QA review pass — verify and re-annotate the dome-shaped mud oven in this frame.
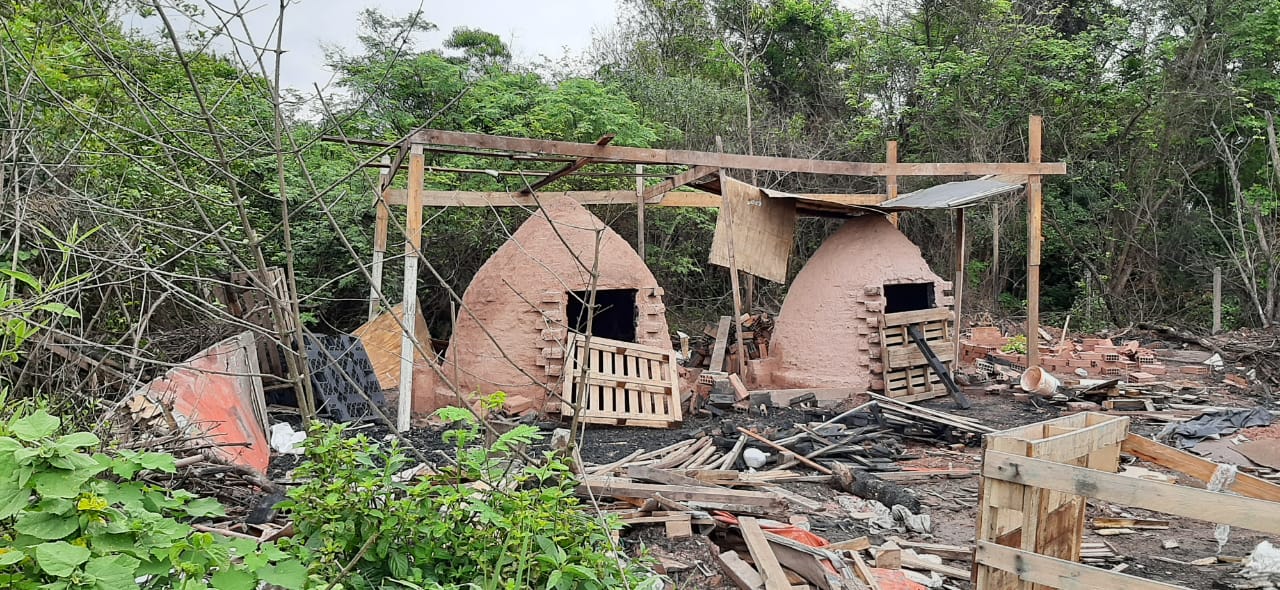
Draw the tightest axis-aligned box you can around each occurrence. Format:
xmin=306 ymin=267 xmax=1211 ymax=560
xmin=438 ymin=196 xmax=676 ymax=417
xmin=758 ymin=215 xmax=955 ymax=401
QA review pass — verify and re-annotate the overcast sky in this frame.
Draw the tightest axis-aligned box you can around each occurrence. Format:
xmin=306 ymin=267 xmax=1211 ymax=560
xmin=131 ymin=1 xmax=863 ymax=93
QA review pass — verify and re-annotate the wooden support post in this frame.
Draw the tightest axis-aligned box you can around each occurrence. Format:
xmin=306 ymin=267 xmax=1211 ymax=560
xmin=886 ymin=140 xmax=899 ymax=227
xmin=953 ymin=207 xmax=966 ymax=371
xmin=1213 ymin=266 xmax=1222 ymax=334
xmin=1026 ymin=116 xmax=1043 ymax=369
xmin=716 ymin=137 xmax=747 ymax=377
xmin=991 ymin=202 xmax=1000 ymax=303
xmin=369 ymin=155 xmax=391 ymax=321
xmin=397 ymin=143 xmax=425 ymax=431
xmin=635 ymin=164 xmax=645 ymax=259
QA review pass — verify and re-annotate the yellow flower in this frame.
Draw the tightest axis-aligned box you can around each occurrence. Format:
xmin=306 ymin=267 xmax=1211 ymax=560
xmin=76 ymin=494 xmax=108 ymax=512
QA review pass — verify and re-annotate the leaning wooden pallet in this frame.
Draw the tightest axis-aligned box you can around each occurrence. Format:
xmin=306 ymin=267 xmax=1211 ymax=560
xmin=561 ymin=334 xmax=683 ymax=427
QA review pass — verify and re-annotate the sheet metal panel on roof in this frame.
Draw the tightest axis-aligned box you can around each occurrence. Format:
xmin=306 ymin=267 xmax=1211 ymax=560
xmin=877 ymin=179 xmax=1023 ymax=210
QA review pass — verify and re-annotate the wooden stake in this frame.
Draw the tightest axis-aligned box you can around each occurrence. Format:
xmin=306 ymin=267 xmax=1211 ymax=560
xmin=991 ymin=202 xmax=1001 ymax=303
xmin=635 ymin=164 xmax=645 ymax=259
xmin=715 ymin=136 xmax=747 ymax=377
xmin=1026 ymin=115 xmax=1043 ymax=369
xmin=953 ymin=207 xmax=966 ymax=372
xmin=369 ymin=155 xmax=391 ymax=321
xmin=886 ymin=140 xmax=899 ymax=228
xmin=1213 ymin=266 xmax=1222 ymax=334
xmin=397 ymin=143 xmax=425 ymax=431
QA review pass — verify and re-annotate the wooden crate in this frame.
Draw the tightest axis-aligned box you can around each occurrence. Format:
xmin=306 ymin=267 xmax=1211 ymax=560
xmin=561 ymin=334 xmax=682 ymax=428
xmin=880 ymin=307 xmax=953 ymax=403
xmin=974 ymin=412 xmax=1280 ymax=590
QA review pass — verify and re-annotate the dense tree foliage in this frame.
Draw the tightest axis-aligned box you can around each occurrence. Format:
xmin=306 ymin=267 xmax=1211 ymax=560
xmin=3 ymin=0 xmax=1279 ymax=393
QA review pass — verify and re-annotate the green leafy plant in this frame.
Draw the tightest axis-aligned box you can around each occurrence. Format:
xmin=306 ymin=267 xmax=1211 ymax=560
xmin=280 ymin=395 xmax=652 ymax=589
xmin=1001 ymin=334 xmax=1028 ymax=355
xmin=0 ymin=410 xmax=305 ymax=590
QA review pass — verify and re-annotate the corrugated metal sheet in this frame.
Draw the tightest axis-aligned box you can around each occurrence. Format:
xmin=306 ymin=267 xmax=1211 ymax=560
xmin=877 ymin=179 xmax=1022 ymax=210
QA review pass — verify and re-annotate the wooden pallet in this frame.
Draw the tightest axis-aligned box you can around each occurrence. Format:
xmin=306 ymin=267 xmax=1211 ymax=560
xmin=211 ymin=267 xmax=295 ymax=379
xmin=561 ymin=334 xmax=682 ymax=428
xmin=880 ymin=307 xmax=953 ymax=401
xmin=974 ymin=412 xmax=1280 ymax=590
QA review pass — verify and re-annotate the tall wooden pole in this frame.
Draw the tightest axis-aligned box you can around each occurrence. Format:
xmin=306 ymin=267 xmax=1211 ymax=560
xmin=715 ymin=137 xmax=747 ymax=377
xmin=369 ymin=155 xmax=391 ymax=321
xmin=635 ymin=164 xmax=645 ymax=259
xmin=1026 ymin=115 xmax=1043 ymax=368
xmin=953 ymin=208 xmax=967 ymax=371
xmin=397 ymin=143 xmax=425 ymax=431
xmin=886 ymin=140 xmax=899 ymax=227
xmin=1213 ymin=266 xmax=1223 ymax=334
xmin=991 ymin=202 xmax=1000 ymax=304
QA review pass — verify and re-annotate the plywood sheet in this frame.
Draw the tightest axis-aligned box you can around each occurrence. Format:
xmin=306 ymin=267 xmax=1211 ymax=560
xmin=128 ymin=332 xmax=270 ymax=472
xmin=709 ymin=176 xmax=795 ymax=283
xmin=353 ymin=301 xmax=433 ymax=390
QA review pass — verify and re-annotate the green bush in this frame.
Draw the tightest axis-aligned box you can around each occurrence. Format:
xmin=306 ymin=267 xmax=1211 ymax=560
xmin=279 ymin=399 xmax=653 ymax=590
xmin=0 ymin=410 xmax=306 ymax=590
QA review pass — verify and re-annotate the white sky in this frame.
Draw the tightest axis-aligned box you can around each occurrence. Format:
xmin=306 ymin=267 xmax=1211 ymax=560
xmin=129 ymin=0 xmax=864 ymax=93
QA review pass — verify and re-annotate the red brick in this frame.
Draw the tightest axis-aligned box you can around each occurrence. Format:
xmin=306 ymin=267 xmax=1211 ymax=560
xmin=1128 ymin=371 xmax=1157 ymax=383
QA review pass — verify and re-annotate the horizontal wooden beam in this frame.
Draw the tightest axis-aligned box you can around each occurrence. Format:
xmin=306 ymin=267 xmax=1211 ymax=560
xmin=410 ymin=131 xmax=1068 ymax=177
xmin=1122 ymin=434 xmax=1280 ymax=502
xmin=983 ymin=450 xmax=1280 ymax=535
xmin=384 ymin=189 xmax=887 ymax=208
xmin=976 ymin=542 xmax=1184 ymax=590
xmin=642 ymin=165 xmax=719 ymax=200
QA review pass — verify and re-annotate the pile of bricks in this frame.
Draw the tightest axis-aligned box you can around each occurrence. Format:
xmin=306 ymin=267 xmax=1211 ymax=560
xmin=963 ymin=329 xmax=1209 ymax=383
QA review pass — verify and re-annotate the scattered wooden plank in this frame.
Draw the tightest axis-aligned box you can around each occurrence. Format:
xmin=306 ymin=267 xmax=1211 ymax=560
xmin=1094 ymin=517 xmax=1171 ymax=530
xmin=709 ymin=316 xmax=732 ymax=372
xmin=976 ymin=542 xmax=1185 ymax=590
xmin=900 ymin=553 xmax=970 ymax=579
xmin=873 ymin=542 xmax=901 ymax=569
xmin=1121 ymin=434 xmax=1280 ymax=503
xmin=578 ymin=477 xmax=785 ymax=510
xmin=627 ymin=464 xmax=727 ymax=489
xmin=717 ymin=550 xmax=765 ymax=590
xmin=739 ymin=516 xmax=792 ymax=590
xmin=846 ymin=550 xmax=881 ymax=590
xmin=887 ymin=538 xmax=971 ymax=561
xmin=827 ymin=537 xmax=872 ymax=553
xmin=738 ymin=427 xmax=833 ymax=475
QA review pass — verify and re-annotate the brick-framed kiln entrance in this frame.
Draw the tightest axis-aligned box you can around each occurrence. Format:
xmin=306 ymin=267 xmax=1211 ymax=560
xmin=566 ymin=289 xmax=639 ymax=343
xmin=884 ymin=282 xmax=936 ymax=313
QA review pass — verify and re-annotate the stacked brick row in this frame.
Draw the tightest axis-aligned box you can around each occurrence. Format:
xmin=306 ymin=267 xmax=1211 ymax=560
xmin=963 ymin=331 xmax=1210 ymax=382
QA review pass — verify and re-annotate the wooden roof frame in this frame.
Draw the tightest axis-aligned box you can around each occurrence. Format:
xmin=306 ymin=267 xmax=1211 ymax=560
xmin=345 ymin=116 xmax=1062 ymax=431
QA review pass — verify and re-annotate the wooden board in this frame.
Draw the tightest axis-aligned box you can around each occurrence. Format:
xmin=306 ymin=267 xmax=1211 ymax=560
xmin=709 ymin=316 xmax=732 ymax=373
xmin=976 ymin=542 xmax=1185 ymax=590
xmin=709 ymin=176 xmax=796 ymax=284
xmin=562 ymin=334 xmax=682 ymax=427
xmin=739 ymin=517 xmax=791 ymax=590
xmin=352 ymin=301 xmax=433 ymax=391
xmin=411 ymin=129 xmax=1070 ymax=177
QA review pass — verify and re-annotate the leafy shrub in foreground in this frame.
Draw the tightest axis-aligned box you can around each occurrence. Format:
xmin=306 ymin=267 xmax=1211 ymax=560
xmin=0 ymin=410 xmax=306 ymax=590
xmin=280 ymin=399 xmax=652 ymax=590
